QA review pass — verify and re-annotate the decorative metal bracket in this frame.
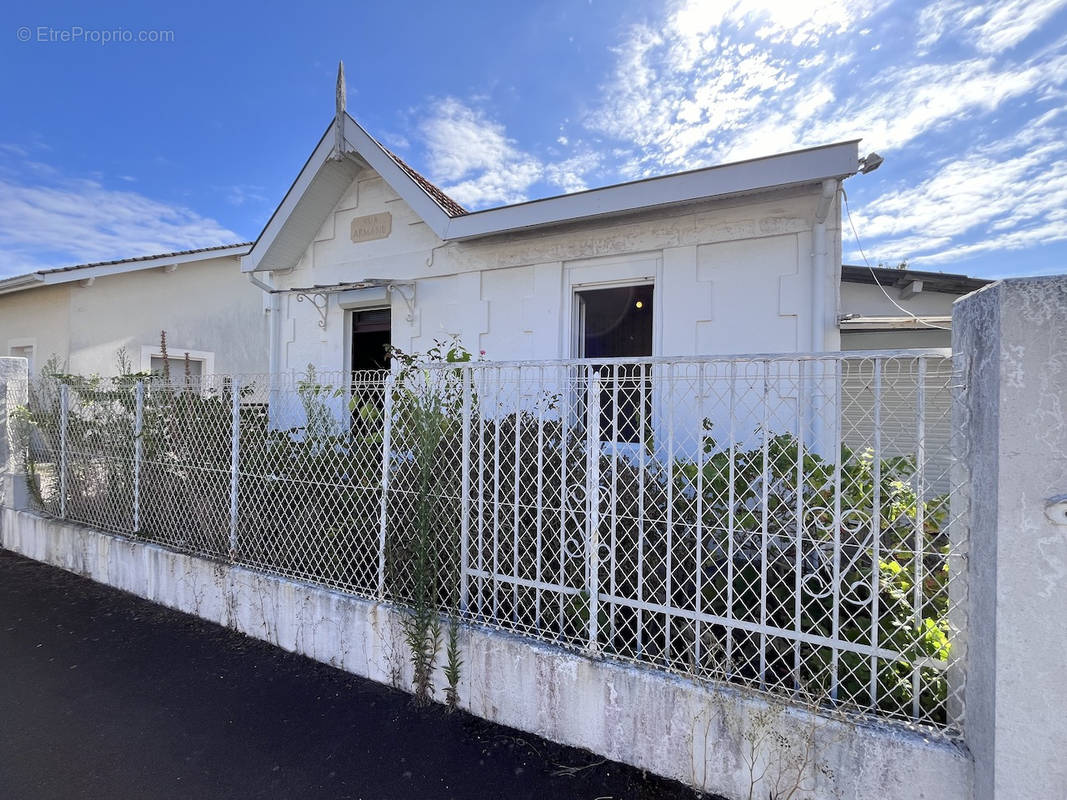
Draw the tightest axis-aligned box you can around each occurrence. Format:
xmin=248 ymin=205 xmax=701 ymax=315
xmin=386 ymin=283 xmax=416 ymax=323
xmin=295 ymin=290 xmax=329 ymax=329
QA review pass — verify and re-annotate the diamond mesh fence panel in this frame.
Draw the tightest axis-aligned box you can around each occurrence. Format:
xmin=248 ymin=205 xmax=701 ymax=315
xmin=9 ymin=350 xmax=966 ymax=733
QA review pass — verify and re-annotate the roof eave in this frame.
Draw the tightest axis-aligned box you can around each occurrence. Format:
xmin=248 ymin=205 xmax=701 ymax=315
xmin=0 ymin=273 xmax=45 ymax=296
xmin=1 ymin=246 xmax=250 ymax=295
xmin=242 ymin=115 xmax=459 ymax=274
xmin=841 ymin=264 xmax=991 ymax=294
xmin=442 ymin=140 xmax=861 ymax=241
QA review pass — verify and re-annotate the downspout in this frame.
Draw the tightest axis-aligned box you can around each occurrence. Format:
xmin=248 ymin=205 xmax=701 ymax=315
xmin=811 ymin=178 xmax=839 ymax=353
xmin=248 ymin=272 xmax=282 ymax=429
xmin=247 ymin=272 xmax=280 ymax=378
xmin=811 ymin=178 xmax=839 ymax=456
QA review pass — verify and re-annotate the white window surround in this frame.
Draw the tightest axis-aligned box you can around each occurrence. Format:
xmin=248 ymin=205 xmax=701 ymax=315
xmin=563 ymin=253 xmax=662 ymax=359
xmin=139 ymin=345 xmax=215 ymax=377
xmin=7 ymin=338 xmax=36 ymax=373
xmin=7 ymin=337 xmax=36 ymax=353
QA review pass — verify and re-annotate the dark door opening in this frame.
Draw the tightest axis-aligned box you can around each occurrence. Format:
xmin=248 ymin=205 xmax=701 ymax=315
xmin=351 ymin=308 xmax=391 ymax=372
xmin=576 ymin=284 xmax=653 ymax=443
xmin=351 ymin=308 xmax=391 ymax=436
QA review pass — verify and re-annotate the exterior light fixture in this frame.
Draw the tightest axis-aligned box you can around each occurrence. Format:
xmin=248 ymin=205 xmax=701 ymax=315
xmin=859 ymin=152 xmax=884 ymax=174
xmin=635 ymin=300 xmax=644 ymax=309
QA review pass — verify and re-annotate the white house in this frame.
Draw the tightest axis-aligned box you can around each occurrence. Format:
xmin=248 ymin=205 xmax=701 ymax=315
xmin=241 ymin=91 xmax=883 ymax=383
xmin=0 ymin=244 xmax=267 ymax=377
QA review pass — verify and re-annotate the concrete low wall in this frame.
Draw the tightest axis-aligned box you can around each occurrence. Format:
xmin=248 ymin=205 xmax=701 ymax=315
xmin=2 ymin=508 xmax=971 ymax=800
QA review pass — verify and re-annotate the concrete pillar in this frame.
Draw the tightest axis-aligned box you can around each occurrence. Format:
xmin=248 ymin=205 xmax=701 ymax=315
xmin=0 ymin=357 xmax=31 ymax=512
xmin=953 ymin=276 xmax=1067 ymax=800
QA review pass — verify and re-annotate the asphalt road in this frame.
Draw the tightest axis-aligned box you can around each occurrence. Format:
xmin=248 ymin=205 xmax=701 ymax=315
xmin=0 ymin=549 xmax=703 ymax=800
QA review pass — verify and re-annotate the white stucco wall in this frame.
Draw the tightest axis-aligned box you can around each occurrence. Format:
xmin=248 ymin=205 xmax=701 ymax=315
xmin=840 ymin=280 xmax=959 ymax=320
xmin=272 ymin=168 xmax=844 ymax=376
xmin=839 ymin=282 xmax=959 ymax=350
xmin=0 ymin=255 xmax=268 ymax=376
xmin=0 ymin=283 xmax=72 ymax=374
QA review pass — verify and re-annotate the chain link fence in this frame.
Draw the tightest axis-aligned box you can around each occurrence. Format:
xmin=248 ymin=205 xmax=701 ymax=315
xmin=9 ymin=349 xmax=966 ymax=732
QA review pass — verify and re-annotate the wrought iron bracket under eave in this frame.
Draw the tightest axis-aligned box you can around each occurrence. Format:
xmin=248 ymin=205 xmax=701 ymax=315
xmin=295 ymin=289 xmax=330 ymax=329
xmin=287 ymin=279 xmax=416 ymax=330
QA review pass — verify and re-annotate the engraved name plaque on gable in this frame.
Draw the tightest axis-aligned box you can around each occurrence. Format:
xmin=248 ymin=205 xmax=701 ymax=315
xmin=350 ymin=212 xmax=392 ymax=243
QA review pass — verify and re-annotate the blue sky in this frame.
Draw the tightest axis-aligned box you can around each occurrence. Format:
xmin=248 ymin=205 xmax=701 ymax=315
xmin=1 ymin=0 xmax=1065 ymax=279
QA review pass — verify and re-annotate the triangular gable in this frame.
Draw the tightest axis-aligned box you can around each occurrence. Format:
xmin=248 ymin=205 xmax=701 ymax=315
xmin=241 ymin=113 xmax=465 ymax=273
xmin=244 ymin=110 xmax=861 ymax=273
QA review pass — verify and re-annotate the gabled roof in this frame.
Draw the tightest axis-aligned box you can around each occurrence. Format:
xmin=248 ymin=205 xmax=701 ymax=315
xmin=241 ymin=114 xmax=471 ymax=272
xmin=0 ymin=243 xmax=251 ymax=296
xmin=381 ymin=146 xmax=467 ymax=218
xmin=242 ymin=111 xmax=861 ymax=273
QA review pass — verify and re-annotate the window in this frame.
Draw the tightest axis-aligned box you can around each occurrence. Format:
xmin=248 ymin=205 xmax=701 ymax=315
xmin=150 ymin=355 xmax=204 ymax=381
xmin=139 ymin=345 xmax=214 ymax=383
xmin=576 ymin=284 xmax=653 ymax=443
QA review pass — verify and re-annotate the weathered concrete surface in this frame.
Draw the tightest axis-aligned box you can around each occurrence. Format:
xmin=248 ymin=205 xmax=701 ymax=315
xmin=0 ymin=357 xmax=29 ymax=513
xmin=2 ymin=508 xmax=970 ymax=800
xmin=954 ymin=276 xmax=1067 ymax=800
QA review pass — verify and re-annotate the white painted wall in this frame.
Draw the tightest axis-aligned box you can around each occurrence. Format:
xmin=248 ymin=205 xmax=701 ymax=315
xmin=0 ymin=283 xmax=71 ymax=374
xmin=840 ymin=279 xmax=959 ymax=320
xmin=0 ymin=255 xmax=268 ymax=376
xmin=271 ymin=167 xmax=844 ymax=377
xmin=839 ymin=281 xmax=960 ymax=350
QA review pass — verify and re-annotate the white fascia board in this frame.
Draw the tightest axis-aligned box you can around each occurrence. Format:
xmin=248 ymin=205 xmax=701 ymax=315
xmin=340 ymin=114 xmax=453 ymax=239
xmin=0 ymin=274 xmax=45 ymax=296
xmin=241 ymin=125 xmax=337 ymax=273
xmin=39 ymin=247 xmax=250 ymax=285
xmin=839 ymin=315 xmax=953 ymax=331
xmin=0 ymin=247 xmax=250 ymax=295
xmin=443 ymin=140 xmax=861 ymax=241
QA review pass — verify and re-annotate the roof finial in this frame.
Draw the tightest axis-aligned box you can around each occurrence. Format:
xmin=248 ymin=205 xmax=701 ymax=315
xmin=333 ymin=60 xmax=347 ymax=159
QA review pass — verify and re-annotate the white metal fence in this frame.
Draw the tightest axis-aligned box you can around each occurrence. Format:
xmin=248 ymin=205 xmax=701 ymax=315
xmin=10 ymin=349 xmax=965 ymax=731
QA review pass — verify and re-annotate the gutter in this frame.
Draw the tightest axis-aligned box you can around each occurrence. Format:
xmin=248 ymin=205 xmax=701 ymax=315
xmin=839 ymin=315 xmax=952 ymax=331
xmin=0 ymin=273 xmax=45 ymax=296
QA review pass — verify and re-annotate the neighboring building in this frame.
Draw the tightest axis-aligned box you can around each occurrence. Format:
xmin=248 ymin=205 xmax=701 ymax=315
xmin=837 ymin=265 xmax=989 ymax=480
xmin=839 ymin=264 xmax=990 ymax=350
xmin=242 ymin=108 xmax=871 ymax=380
xmin=0 ymin=245 xmax=267 ymax=376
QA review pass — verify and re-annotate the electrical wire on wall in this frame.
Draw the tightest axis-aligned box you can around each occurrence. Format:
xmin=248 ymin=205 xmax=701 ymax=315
xmin=842 ymin=189 xmax=950 ymax=331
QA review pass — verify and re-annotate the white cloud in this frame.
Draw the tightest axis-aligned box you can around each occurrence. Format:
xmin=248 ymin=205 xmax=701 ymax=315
xmin=848 ymin=114 xmax=1067 ymax=264
xmin=419 ymin=97 xmax=543 ymax=207
xmin=0 ymin=168 xmax=242 ymax=277
xmin=544 ymin=151 xmax=602 ymax=195
xmin=590 ymin=0 xmax=1067 ymax=175
xmin=918 ymin=0 xmax=1067 ymax=54
xmin=418 ymin=97 xmax=598 ymax=208
xmin=812 ymin=57 xmax=1053 ymax=152
xmin=581 ymin=0 xmax=1067 ymax=269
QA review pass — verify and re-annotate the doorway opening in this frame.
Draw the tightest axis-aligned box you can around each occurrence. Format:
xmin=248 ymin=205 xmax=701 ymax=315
xmin=576 ymin=284 xmax=653 ymax=443
xmin=350 ymin=308 xmax=391 ymax=372
xmin=350 ymin=308 xmax=391 ymax=436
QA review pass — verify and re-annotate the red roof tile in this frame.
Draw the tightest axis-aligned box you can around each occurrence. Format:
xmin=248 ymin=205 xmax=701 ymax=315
xmin=380 ymin=147 xmax=467 ymax=218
